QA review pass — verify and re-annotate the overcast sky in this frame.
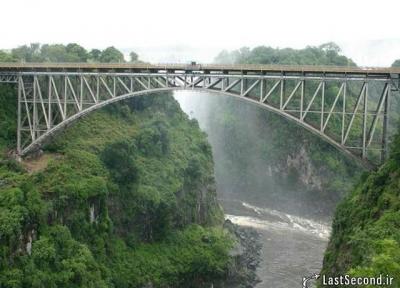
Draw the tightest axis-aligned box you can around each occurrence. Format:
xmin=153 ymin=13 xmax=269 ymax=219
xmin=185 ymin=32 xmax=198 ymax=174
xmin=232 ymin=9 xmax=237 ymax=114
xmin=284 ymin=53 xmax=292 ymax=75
xmin=1 ymin=0 xmax=400 ymax=66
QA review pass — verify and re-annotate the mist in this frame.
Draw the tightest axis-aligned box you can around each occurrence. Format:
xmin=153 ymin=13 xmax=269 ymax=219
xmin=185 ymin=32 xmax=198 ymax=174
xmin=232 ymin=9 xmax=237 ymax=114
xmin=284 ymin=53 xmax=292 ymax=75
xmin=174 ymin=91 xmax=344 ymax=222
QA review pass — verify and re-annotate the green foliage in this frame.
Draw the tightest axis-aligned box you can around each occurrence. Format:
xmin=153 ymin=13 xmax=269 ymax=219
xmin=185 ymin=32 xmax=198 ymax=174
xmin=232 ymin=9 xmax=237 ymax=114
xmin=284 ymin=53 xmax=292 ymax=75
xmin=129 ymin=51 xmax=139 ymax=62
xmin=0 ymin=79 xmax=227 ymax=287
xmin=88 ymin=49 xmax=102 ymax=62
xmin=0 ymin=51 xmax=16 ymax=62
xmin=23 ymin=225 xmax=108 ymax=288
xmin=65 ymin=43 xmax=88 ymax=62
xmin=99 ymin=46 xmax=125 ymax=63
xmin=392 ymin=59 xmax=400 ymax=67
xmin=349 ymin=239 xmax=400 ymax=287
xmin=109 ymin=225 xmax=233 ymax=287
xmin=320 ymin=126 xmax=400 ymax=287
xmin=0 ymin=43 xmax=138 ymax=64
xmin=101 ymin=141 xmax=140 ymax=185
xmin=137 ymin=119 xmax=170 ymax=157
xmin=39 ymin=43 xmax=88 ymax=62
xmin=11 ymin=43 xmax=42 ymax=62
xmin=214 ymin=42 xmax=356 ymax=66
xmin=0 ymin=84 xmax=17 ymax=147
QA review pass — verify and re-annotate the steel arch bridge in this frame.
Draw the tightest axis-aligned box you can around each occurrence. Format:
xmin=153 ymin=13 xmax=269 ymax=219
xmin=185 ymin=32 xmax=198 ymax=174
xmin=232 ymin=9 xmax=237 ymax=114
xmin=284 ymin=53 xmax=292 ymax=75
xmin=0 ymin=63 xmax=399 ymax=169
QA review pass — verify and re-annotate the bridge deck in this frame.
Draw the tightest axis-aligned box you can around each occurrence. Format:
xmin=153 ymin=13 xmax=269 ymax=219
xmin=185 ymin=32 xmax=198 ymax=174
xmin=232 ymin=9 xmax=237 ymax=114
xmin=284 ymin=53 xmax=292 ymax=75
xmin=0 ymin=63 xmax=399 ymax=76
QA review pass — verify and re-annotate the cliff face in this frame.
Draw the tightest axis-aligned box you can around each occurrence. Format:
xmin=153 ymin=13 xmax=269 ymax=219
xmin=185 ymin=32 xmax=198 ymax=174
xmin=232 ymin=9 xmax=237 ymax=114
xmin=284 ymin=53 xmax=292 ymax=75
xmin=319 ymin=132 xmax=400 ymax=287
xmin=0 ymin=91 xmax=233 ymax=287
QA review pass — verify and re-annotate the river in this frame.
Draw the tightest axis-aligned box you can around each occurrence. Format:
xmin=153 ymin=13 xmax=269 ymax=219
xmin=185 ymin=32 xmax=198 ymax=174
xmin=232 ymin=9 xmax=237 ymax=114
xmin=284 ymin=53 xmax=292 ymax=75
xmin=222 ymin=198 xmax=330 ymax=288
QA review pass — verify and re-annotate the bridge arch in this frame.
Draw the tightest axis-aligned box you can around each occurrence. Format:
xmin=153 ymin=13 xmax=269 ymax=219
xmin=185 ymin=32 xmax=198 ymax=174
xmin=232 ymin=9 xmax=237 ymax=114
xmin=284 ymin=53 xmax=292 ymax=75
xmin=21 ymin=85 xmax=373 ymax=170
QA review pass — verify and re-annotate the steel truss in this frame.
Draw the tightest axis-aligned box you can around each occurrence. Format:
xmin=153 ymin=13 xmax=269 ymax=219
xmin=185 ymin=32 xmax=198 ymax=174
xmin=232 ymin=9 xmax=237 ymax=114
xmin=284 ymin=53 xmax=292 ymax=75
xmin=0 ymin=73 xmax=18 ymax=83
xmin=2 ymin=70 xmax=397 ymax=169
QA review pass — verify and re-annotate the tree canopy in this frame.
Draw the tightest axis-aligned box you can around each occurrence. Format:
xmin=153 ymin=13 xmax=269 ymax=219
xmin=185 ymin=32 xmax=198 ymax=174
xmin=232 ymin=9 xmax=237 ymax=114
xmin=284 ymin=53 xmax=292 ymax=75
xmin=0 ymin=43 xmax=138 ymax=63
xmin=214 ymin=42 xmax=356 ymax=66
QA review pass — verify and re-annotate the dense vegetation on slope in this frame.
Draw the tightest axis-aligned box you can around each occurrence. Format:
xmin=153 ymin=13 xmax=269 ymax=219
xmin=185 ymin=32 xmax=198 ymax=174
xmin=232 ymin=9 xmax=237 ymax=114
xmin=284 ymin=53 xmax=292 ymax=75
xmin=320 ymin=129 xmax=400 ymax=287
xmin=0 ymin=89 xmax=236 ymax=287
xmin=0 ymin=85 xmax=16 ymax=149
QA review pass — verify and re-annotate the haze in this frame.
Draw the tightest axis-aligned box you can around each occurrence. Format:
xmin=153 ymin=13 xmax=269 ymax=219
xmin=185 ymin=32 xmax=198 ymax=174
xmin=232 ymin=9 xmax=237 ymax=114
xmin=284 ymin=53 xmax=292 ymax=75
xmin=1 ymin=0 xmax=400 ymax=66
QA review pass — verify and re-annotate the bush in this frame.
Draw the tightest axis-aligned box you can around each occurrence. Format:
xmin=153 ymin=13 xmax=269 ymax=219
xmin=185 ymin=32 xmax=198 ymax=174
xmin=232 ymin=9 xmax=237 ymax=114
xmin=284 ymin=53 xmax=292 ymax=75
xmin=137 ymin=119 xmax=170 ymax=157
xmin=101 ymin=141 xmax=139 ymax=185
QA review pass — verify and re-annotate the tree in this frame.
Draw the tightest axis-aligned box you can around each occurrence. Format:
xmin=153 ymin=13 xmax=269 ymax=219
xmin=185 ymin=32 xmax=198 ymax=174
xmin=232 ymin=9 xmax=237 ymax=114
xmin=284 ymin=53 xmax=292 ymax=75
xmin=88 ymin=49 xmax=102 ymax=62
xmin=24 ymin=226 xmax=108 ymax=287
xmin=129 ymin=51 xmax=139 ymax=62
xmin=101 ymin=140 xmax=139 ymax=184
xmin=137 ymin=120 xmax=170 ymax=157
xmin=65 ymin=43 xmax=88 ymax=62
xmin=214 ymin=50 xmax=235 ymax=64
xmin=99 ymin=46 xmax=125 ymax=63
xmin=392 ymin=59 xmax=400 ymax=67
xmin=11 ymin=44 xmax=43 ymax=62
xmin=0 ymin=51 xmax=15 ymax=62
xmin=319 ymin=42 xmax=341 ymax=53
xmin=40 ymin=44 xmax=68 ymax=62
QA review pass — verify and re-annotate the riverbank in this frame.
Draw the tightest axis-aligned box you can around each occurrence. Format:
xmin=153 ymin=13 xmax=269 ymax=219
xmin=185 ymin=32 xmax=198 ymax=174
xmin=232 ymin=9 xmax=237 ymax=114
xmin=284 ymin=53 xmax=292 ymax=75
xmin=222 ymin=219 xmax=262 ymax=287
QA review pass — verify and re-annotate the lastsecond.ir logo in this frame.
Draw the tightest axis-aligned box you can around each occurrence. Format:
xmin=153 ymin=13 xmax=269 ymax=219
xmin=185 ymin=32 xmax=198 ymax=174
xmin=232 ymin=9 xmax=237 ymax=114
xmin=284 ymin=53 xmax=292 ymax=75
xmin=303 ymin=273 xmax=320 ymax=288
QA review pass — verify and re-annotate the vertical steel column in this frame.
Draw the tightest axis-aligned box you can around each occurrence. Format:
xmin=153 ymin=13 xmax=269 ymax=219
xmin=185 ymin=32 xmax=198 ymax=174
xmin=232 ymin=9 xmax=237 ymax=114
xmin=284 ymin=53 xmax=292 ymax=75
xmin=96 ymin=75 xmax=100 ymax=102
xmin=17 ymin=76 xmax=22 ymax=154
xmin=243 ymin=74 xmax=248 ymax=96
xmin=260 ymin=78 xmax=265 ymax=102
xmin=80 ymin=76 xmax=83 ymax=109
xmin=280 ymin=74 xmax=284 ymax=109
xmin=48 ymin=76 xmax=52 ymax=128
xmin=32 ymin=76 xmax=37 ymax=141
xmin=341 ymin=81 xmax=347 ymax=144
xmin=64 ymin=76 xmax=68 ymax=118
xmin=300 ymin=77 xmax=304 ymax=120
xmin=320 ymin=80 xmax=325 ymax=131
xmin=240 ymin=75 xmax=244 ymax=96
xmin=113 ymin=77 xmax=117 ymax=97
xmin=382 ymin=85 xmax=391 ymax=162
xmin=362 ymin=82 xmax=369 ymax=158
